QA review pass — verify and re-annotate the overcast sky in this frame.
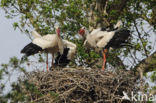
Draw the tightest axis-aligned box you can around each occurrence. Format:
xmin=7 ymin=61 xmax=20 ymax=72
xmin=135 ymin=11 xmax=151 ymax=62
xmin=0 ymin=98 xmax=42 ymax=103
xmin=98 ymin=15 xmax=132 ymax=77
xmin=0 ymin=9 xmax=32 ymax=93
xmin=0 ymin=10 xmax=30 ymax=64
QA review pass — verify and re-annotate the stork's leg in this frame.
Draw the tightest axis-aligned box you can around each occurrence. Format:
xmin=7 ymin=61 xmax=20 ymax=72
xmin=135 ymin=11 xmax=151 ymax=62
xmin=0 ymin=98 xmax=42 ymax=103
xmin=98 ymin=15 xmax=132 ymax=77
xmin=46 ymin=53 xmax=49 ymax=71
xmin=102 ymin=49 xmax=108 ymax=71
xmin=51 ymin=53 xmax=54 ymax=69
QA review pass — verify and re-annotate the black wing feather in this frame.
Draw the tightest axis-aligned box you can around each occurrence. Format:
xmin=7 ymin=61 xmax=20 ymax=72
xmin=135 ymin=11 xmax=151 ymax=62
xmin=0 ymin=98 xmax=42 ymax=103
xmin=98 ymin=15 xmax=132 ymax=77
xmin=105 ymin=28 xmax=130 ymax=49
xmin=21 ymin=43 xmax=43 ymax=56
xmin=54 ymin=48 xmax=70 ymax=67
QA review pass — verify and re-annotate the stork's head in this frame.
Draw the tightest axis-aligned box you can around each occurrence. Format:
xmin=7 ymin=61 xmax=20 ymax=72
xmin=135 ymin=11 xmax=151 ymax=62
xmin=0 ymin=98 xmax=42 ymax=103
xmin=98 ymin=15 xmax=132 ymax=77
xmin=79 ymin=27 xmax=86 ymax=37
xmin=55 ymin=26 xmax=60 ymax=37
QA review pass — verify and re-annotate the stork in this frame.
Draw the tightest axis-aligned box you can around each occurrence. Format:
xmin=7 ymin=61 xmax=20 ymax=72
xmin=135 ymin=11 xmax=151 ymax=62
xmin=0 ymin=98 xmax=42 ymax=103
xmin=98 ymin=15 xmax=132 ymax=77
xmin=31 ymin=30 xmax=77 ymax=68
xmin=79 ymin=21 xmax=130 ymax=71
xmin=21 ymin=26 xmax=64 ymax=71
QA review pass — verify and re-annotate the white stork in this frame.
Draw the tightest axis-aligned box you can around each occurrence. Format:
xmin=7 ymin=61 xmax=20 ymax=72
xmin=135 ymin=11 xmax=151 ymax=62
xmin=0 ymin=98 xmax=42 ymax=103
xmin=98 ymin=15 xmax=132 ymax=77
xmin=21 ymin=26 xmax=64 ymax=71
xmin=78 ymin=21 xmax=130 ymax=70
xmin=31 ymin=30 xmax=77 ymax=68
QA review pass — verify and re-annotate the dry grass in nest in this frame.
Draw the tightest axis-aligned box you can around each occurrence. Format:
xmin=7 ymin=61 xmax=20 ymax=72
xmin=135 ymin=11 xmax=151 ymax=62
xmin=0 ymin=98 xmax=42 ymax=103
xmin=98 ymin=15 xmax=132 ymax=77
xmin=20 ymin=67 xmax=138 ymax=103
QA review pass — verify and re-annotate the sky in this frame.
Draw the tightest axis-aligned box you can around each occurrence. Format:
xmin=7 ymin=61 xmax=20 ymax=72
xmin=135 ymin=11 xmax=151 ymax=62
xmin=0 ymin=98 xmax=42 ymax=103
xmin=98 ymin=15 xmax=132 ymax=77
xmin=0 ymin=9 xmax=32 ymax=93
xmin=0 ymin=10 xmax=30 ymax=64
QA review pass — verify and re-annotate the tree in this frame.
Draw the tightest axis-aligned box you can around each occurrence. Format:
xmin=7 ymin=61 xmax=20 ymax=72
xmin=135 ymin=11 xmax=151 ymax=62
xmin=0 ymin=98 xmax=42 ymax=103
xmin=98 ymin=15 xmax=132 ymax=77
xmin=0 ymin=0 xmax=156 ymax=102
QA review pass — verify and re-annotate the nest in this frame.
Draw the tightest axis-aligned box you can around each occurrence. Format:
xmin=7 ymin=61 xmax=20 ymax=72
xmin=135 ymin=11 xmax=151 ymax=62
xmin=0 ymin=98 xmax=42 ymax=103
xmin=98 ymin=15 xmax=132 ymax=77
xmin=20 ymin=67 xmax=138 ymax=103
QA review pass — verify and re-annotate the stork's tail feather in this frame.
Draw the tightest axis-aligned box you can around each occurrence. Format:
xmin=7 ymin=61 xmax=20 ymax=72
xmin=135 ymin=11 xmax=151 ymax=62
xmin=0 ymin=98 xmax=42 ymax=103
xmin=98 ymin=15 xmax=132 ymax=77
xmin=114 ymin=29 xmax=131 ymax=47
xmin=119 ymin=43 xmax=133 ymax=48
xmin=21 ymin=42 xmax=43 ymax=56
xmin=115 ymin=29 xmax=130 ymax=39
xmin=105 ymin=28 xmax=131 ymax=49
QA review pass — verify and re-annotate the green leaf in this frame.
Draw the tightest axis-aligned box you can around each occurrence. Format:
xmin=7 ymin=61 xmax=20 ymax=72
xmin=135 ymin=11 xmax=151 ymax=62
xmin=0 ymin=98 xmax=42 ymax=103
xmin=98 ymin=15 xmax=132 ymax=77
xmin=13 ymin=22 xmax=18 ymax=30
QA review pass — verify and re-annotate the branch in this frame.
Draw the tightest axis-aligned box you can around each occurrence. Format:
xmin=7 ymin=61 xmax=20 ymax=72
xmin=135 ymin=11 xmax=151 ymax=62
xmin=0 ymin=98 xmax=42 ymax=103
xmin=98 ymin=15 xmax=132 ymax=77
xmin=88 ymin=0 xmax=110 ymax=30
xmin=133 ymin=20 xmax=149 ymax=57
xmin=95 ymin=0 xmax=108 ymax=15
xmin=134 ymin=51 xmax=156 ymax=79
xmin=107 ymin=0 xmax=130 ymax=20
xmin=150 ymin=89 xmax=156 ymax=95
xmin=118 ymin=0 xmax=129 ymax=13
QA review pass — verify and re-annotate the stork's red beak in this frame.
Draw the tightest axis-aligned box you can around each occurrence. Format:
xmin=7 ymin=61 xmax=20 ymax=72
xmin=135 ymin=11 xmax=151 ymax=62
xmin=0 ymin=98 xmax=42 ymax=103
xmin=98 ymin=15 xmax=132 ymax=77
xmin=79 ymin=29 xmax=85 ymax=36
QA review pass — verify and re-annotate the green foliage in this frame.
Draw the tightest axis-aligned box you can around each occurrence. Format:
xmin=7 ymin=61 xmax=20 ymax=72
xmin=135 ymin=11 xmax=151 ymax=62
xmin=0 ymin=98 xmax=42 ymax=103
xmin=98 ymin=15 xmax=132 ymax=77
xmin=151 ymin=72 xmax=156 ymax=82
xmin=0 ymin=56 xmax=44 ymax=103
xmin=0 ymin=57 xmax=24 ymax=102
xmin=23 ymin=80 xmax=42 ymax=96
xmin=7 ymin=83 xmax=26 ymax=102
xmin=38 ymin=54 xmax=44 ymax=62
xmin=13 ymin=22 xmax=18 ymax=30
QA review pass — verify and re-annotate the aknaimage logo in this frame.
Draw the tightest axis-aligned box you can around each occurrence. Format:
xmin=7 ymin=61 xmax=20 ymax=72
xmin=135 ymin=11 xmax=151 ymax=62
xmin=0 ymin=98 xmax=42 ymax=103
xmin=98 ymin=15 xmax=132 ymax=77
xmin=122 ymin=91 xmax=156 ymax=102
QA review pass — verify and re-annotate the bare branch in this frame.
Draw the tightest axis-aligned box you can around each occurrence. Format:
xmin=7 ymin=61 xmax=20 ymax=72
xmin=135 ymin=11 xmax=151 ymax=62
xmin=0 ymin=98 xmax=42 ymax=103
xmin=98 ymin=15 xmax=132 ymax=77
xmin=133 ymin=20 xmax=149 ymax=57
xmin=134 ymin=51 xmax=156 ymax=79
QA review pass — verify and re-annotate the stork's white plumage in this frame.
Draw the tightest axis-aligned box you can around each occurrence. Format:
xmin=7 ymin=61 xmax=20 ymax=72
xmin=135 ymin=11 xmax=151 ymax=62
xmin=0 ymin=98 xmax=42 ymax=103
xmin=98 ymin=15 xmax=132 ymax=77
xmin=79 ymin=21 xmax=122 ymax=49
xmin=31 ymin=30 xmax=42 ymax=38
xmin=32 ymin=35 xmax=58 ymax=49
xmin=21 ymin=26 xmax=64 ymax=71
xmin=30 ymin=30 xmax=77 ymax=67
xmin=79 ymin=21 xmax=130 ymax=70
xmin=32 ymin=32 xmax=77 ymax=60
xmin=31 ymin=28 xmax=64 ymax=54
xmin=63 ymin=40 xmax=77 ymax=59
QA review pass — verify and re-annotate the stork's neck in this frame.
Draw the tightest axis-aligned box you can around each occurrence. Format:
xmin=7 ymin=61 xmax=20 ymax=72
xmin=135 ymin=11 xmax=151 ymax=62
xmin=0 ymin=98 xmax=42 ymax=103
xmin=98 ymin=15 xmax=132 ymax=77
xmin=56 ymin=28 xmax=60 ymax=37
xmin=84 ymin=29 xmax=89 ymax=38
xmin=55 ymin=28 xmax=63 ymax=54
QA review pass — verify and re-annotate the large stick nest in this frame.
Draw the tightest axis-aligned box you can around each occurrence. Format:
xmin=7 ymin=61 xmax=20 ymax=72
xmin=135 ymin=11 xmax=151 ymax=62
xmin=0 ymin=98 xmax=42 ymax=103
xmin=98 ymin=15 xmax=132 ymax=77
xmin=21 ymin=67 xmax=139 ymax=103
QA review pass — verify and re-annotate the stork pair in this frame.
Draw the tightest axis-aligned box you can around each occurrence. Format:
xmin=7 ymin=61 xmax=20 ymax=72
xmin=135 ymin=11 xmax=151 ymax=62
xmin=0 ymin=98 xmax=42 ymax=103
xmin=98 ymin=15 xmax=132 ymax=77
xmin=21 ymin=21 xmax=130 ymax=71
